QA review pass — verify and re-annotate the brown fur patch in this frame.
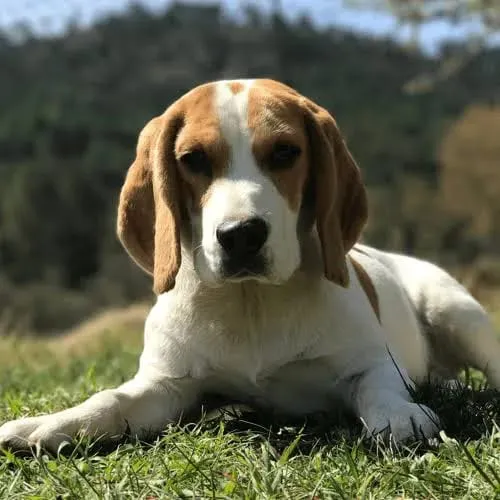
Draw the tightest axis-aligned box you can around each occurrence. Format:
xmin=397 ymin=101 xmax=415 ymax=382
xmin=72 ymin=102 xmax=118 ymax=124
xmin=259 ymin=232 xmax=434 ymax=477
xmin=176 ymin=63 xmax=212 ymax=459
xmin=247 ymin=81 xmax=310 ymax=212
xmin=228 ymin=81 xmax=245 ymax=95
xmin=256 ymin=80 xmax=368 ymax=286
xmin=117 ymin=82 xmax=229 ymax=294
xmin=350 ymin=256 xmax=381 ymax=323
xmin=247 ymin=79 xmax=367 ymax=288
xmin=174 ymin=84 xmax=229 ymax=210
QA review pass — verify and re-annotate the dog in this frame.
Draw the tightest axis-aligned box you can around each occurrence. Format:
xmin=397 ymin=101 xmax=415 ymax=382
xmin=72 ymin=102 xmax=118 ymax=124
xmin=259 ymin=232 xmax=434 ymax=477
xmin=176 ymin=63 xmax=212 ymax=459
xmin=1 ymin=78 xmax=500 ymax=453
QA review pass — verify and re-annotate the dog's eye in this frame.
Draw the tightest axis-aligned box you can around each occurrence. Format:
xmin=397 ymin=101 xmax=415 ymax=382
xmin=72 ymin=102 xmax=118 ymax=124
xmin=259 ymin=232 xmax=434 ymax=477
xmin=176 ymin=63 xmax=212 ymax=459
xmin=180 ymin=149 xmax=212 ymax=177
xmin=268 ymin=143 xmax=301 ymax=170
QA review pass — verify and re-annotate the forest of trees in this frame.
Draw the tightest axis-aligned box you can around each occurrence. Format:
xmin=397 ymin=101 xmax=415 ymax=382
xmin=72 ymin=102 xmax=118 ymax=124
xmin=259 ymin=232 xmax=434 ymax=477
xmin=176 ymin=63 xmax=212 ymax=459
xmin=0 ymin=2 xmax=499 ymax=334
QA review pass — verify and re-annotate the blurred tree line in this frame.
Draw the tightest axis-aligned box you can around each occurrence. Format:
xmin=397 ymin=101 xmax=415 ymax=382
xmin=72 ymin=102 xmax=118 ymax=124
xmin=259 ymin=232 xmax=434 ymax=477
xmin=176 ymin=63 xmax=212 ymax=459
xmin=0 ymin=2 xmax=499 ymax=334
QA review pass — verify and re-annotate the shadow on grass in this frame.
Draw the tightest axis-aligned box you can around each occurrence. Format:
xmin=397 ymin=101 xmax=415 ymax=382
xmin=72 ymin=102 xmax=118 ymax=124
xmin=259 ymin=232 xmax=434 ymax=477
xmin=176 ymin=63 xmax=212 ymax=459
xmin=3 ymin=381 xmax=500 ymax=462
xmin=163 ymin=380 xmax=500 ymax=458
xmin=194 ymin=381 xmax=500 ymax=452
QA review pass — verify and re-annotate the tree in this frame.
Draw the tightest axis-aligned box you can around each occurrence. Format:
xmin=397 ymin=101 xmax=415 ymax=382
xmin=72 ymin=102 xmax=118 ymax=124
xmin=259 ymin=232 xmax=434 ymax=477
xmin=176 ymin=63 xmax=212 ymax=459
xmin=355 ymin=1 xmax=500 ymax=33
xmin=345 ymin=0 xmax=500 ymax=93
xmin=439 ymin=104 xmax=500 ymax=248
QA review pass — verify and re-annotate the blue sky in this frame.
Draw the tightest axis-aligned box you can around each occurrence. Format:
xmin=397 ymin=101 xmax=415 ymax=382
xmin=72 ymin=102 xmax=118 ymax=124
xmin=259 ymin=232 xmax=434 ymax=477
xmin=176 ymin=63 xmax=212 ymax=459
xmin=0 ymin=0 xmax=495 ymax=55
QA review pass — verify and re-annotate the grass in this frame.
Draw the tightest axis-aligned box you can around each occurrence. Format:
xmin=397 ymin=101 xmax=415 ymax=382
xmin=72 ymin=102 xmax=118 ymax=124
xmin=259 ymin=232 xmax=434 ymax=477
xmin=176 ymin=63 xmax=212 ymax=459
xmin=0 ymin=307 xmax=499 ymax=499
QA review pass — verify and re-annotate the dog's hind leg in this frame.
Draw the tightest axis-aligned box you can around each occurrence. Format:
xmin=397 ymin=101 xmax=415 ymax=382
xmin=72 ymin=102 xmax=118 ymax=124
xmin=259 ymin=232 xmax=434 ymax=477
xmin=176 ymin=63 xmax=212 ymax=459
xmin=421 ymin=275 xmax=500 ymax=390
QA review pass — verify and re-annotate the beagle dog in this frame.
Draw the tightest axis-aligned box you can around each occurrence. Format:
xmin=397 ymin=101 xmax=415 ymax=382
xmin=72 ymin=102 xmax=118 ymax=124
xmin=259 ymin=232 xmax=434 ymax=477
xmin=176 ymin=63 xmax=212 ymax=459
xmin=2 ymin=79 xmax=500 ymax=453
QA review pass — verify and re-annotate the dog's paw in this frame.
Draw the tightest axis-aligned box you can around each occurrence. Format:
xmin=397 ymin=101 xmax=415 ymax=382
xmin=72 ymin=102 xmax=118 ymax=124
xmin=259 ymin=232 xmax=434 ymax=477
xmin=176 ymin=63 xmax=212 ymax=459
xmin=361 ymin=402 xmax=441 ymax=444
xmin=0 ymin=415 xmax=78 ymax=455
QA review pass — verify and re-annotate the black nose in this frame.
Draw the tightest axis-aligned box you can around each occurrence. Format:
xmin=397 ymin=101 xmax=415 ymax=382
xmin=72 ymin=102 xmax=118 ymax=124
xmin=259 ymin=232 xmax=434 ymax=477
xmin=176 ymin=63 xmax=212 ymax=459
xmin=216 ymin=217 xmax=269 ymax=257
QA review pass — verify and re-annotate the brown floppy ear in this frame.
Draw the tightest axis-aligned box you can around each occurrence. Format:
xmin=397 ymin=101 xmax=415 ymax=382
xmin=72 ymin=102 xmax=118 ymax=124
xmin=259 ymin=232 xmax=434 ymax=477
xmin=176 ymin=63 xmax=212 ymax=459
xmin=116 ymin=110 xmax=183 ymax=295
xmin=303 ymin=100 xmax=368 ymax=287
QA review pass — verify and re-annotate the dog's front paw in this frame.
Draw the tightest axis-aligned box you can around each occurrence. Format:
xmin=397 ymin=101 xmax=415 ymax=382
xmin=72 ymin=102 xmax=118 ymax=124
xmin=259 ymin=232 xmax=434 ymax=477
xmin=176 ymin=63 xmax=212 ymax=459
xmin=361 ymin=402 xmax=440 ymax=444
xmin=0 ymin=415 xmax=81 ymax=455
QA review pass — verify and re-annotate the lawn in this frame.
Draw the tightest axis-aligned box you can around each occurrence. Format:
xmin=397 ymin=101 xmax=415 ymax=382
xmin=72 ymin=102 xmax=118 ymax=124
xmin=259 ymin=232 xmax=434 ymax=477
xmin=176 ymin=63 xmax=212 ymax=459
xmin=0 ymin=306 xmax=499 ymax=499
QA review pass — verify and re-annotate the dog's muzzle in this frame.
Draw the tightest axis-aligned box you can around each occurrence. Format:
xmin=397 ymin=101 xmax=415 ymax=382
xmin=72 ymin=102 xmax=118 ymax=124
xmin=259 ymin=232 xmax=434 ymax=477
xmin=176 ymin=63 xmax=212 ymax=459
xmin=216 ymin=217 xmax=269 ymax=278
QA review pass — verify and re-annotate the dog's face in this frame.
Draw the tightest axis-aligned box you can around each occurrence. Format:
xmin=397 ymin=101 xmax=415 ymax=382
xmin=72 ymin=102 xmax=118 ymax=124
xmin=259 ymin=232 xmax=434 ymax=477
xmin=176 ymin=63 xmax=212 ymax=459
xmin=117 ymin=79 xmax=368 ymax=294
xmin=185 ymin=81 xmax=312 ymax=286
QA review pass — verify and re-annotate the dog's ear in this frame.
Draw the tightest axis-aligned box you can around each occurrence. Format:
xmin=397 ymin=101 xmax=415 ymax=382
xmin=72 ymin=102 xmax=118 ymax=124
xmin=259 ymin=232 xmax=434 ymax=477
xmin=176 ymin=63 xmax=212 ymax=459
xmin=302 ymin=99 xmax=368 ymax=287
xmin=117 ymin=109 xmax=183 ymax=295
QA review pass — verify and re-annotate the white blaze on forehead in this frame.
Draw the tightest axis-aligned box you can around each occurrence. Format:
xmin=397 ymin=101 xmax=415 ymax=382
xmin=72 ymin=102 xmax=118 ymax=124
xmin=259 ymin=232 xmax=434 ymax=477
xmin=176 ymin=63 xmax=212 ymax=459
xmin=209 ymin=79 xmax=263 ymax=216
xmin=215 ymin=80 xmax=254 ymax=150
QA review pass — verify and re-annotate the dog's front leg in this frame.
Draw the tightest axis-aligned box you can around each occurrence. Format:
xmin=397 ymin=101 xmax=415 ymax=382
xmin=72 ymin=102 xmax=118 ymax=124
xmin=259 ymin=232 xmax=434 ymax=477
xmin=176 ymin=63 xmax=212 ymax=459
xmin=0 ymin=373 xmax=199 ymax=454
xmin=340 ymin=361 xmax=440 ymax=443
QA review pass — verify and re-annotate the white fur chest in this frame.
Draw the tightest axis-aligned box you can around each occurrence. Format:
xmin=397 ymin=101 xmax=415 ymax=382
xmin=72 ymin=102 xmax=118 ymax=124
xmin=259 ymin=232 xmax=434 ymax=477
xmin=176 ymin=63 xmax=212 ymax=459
xmin=140 ymin=276 xmax=327 ymax=382
xmin=138 ymin=263 xmax=397 ymax=405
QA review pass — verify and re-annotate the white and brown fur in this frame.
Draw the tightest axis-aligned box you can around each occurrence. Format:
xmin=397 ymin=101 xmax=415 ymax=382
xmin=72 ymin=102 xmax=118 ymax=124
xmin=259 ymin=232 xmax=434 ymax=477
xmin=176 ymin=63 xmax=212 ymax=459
xmin=1 ymin=79 xmax=500 ymax=452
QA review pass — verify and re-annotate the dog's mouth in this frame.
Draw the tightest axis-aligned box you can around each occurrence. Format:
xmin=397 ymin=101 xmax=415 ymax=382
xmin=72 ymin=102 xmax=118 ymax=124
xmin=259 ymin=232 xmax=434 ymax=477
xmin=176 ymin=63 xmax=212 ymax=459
xmin=221 ymin=255 xmax=268 ymax=282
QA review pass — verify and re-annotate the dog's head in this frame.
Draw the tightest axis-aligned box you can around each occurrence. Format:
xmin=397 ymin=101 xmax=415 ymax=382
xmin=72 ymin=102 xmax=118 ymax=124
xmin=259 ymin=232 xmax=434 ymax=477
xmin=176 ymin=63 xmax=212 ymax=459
xmin=117 ymin=79 xmax=367 ymax=294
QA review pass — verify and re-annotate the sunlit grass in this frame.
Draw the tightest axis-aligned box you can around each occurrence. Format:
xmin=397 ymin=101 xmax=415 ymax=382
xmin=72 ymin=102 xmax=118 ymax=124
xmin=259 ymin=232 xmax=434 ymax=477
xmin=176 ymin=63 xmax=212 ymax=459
xmin=0 ymin=304 xmax=499 ymax=498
